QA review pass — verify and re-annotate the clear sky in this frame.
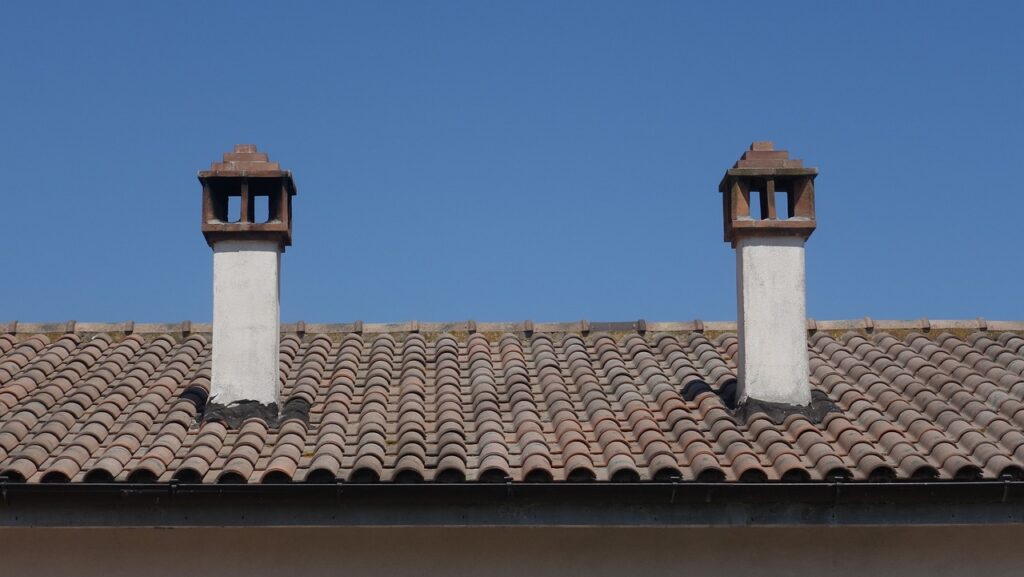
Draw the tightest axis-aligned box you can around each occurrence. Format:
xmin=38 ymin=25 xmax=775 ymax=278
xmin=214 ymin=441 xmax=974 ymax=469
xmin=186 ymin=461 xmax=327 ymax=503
xmin=1 ymin=1 xmax=1021 ymax=323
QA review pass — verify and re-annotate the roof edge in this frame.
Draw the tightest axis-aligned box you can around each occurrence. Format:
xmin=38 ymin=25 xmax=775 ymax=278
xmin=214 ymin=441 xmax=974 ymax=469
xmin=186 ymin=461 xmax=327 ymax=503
xmin=3 ymin=481 xmax=1024 ymax=527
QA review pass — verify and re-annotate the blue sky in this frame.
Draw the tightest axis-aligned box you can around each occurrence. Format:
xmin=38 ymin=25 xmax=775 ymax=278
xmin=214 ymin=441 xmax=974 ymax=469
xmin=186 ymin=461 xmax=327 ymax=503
xmin=1 ymin=1 xmax=1021 ymax=323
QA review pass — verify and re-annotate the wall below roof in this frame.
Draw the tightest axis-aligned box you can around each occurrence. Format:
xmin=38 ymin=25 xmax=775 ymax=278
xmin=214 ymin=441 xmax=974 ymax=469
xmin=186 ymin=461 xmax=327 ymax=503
xmin=1 ymin=526 xmax=1021 ymax=576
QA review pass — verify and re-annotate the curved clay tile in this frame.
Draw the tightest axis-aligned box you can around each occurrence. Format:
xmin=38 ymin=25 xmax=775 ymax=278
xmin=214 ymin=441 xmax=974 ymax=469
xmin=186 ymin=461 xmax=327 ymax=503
xmin=218 ymin=440 xmax=261 ymax=483
xmin=0 ymin=334 xmax=18 ymax=356
xmin=605 ymin=453 xmax=640 ymax=482
xmin=434 ymin=454 xmax=467 ymax=483
xmin=391 ymin=454 xmax=426 ymax=483
xmin=646 ymin=452 xmax=681 ymax=481
xmin=501 ymin=335 xmax=550 ymax=481
xmin=263 ymin=440 xmax=302 ymax=483
xmin=83 ymin=444 xmax=135 ymax=482
xmin=430 ymin=336 xmax=462 ymax=481
xmin=127 ymin=462 xmax=164 ymax=483
xmin=129 ymin=420 xmax=189 ymax=482
xmin=304 ymin=451 xmax=342 ymax=483
xmin=1 ymin=456 xmax=39 ymax=482
xmin=349 ymin=455 xmax=384 ymax=483
xmin=288 ymin=336 xmax=332 ymax=406
xmin=171 ymin=420 xmax=227 ymax=482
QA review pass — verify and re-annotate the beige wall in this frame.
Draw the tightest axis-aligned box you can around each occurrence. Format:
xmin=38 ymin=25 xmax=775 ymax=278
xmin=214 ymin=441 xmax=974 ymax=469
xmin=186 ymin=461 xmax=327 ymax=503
xmin=1 ymin=526 xmax=1020 ymax=577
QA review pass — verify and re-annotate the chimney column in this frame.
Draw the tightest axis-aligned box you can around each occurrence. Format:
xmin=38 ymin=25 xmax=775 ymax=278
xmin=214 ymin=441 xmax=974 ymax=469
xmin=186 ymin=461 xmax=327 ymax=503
xmin=199 ymin=144 xmax=296 ymax=411
xmin=720 ymin=142 xmax=817 ymax=407
xmin=735 ymin=235 xmax=810 ymax=405
xmin=211 ymin=239 xmax=281 ymax=405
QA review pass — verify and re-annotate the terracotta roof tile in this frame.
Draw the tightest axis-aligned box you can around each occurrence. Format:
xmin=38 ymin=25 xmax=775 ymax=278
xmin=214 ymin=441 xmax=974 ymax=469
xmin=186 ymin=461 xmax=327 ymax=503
xmin=3 ymin=323 xmax=1024 ymax=484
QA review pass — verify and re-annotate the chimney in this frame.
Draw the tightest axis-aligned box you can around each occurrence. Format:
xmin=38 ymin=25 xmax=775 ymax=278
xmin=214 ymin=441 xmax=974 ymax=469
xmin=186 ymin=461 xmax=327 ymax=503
xmin=719 ymin=141 xmax=817 ymax=407
xmin=199 ymin=145 xmax=296 ymax=412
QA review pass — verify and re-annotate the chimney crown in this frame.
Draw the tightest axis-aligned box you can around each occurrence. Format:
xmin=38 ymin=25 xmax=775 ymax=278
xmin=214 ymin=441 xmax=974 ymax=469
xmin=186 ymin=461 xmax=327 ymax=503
xmin=199 ymin=144 xmax=297 ymax=249
xmin=719 ymin=142 xmax=817 ymax=246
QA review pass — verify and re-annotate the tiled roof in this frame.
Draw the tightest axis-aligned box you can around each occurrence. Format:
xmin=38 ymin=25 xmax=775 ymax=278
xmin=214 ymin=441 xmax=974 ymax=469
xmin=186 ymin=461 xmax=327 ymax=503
xmin=2 ymin=320 xmax=1024 ymax=485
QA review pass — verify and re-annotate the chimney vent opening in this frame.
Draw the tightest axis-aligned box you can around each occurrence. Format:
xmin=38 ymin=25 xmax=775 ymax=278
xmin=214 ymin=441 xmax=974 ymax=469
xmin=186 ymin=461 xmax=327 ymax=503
xmin=776 ymin=190 xmax=790 ymax=219
xmin=739 ymin=179 xmax=804 ymax=221
xmin=254 ymin=194 xmax=270 ymax=223
xmin=227 ymin=195 xmax=241 ymax=223
xmin=249 ymin=178 xmax=284 ymax=223
xmin=748 ymin=189 xmax=761 ymax=220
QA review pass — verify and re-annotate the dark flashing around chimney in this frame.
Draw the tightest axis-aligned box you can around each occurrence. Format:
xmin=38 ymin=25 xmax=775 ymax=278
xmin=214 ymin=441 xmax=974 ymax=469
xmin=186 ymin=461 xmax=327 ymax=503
xmin=681 ymin=378 xmax=738 ymax=408
xmin=731 ymin=391 xmax=839 ymax=426
xmin=280 ymin=397 xmax=313 ymax=423
xmin=180 ymin=385 xmax=210 ymax=417
xmin=681 ymin=380 xmax=837 ymax=425
xmin=204 ymin=401 xmax=279 ymax=429
xmin=200 ymin=397 xmax=311 ymax=429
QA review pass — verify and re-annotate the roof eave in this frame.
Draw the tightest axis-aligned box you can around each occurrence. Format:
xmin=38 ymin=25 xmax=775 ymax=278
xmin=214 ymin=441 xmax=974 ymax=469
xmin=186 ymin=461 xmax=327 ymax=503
xmin=3 ymin=480 xmax=1023 ymax=528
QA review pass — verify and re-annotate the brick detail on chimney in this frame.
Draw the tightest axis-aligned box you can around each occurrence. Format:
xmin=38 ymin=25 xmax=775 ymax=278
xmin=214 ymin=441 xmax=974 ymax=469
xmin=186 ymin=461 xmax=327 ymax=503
xmin=719 ymin=141 xmax=817 ymax=247
xmin=199 ymin=144 xmax=297 ymax=250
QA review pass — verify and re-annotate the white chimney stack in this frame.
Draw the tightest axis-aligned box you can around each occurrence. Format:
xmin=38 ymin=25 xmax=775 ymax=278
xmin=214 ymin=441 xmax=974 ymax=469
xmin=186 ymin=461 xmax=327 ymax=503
xmin=211 ymin=239 xmax=281 ymax=405
xmin=199 ymin=144 xmax=295 ymax=409
xmin=720 ymin=142 xmax=817 ymax=407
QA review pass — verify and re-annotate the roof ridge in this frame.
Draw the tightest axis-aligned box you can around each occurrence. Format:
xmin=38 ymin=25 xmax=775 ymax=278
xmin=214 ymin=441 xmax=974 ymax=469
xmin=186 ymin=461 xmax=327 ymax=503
xmin=2 ymin=318 xmax=1022 ymax=335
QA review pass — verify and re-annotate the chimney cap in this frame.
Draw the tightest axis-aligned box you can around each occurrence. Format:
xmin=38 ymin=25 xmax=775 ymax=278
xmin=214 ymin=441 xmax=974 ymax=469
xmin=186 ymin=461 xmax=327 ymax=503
xmin=722 ymin=142 xmax=818 ymax=174
xmin=199 ymin=144 xmax=297 ymax=248
xmin=719 ymin=141 xmax=818 ymax=245
xmin=198 ymin=144 xmax=295 ymax=183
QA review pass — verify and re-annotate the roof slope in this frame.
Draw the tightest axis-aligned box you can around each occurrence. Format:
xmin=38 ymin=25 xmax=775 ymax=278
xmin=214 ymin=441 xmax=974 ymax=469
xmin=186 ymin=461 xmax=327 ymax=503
xmin=2 ymin=321 xmax=1024 ymax=485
